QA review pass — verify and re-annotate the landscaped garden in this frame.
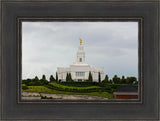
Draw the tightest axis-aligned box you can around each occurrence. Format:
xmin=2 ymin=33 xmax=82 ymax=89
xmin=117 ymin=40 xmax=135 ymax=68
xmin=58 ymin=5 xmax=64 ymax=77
xmin=22 ymin=74 xmax=138 ymax=99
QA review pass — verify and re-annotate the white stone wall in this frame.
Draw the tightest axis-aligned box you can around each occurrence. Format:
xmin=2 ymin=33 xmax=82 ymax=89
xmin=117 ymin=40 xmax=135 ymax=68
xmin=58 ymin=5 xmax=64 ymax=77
xmin=57 ymin=65 xmax=104 ymax=82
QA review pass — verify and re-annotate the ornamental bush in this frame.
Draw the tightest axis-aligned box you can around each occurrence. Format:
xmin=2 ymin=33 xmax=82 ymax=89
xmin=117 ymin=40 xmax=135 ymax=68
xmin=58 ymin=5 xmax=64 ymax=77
xmin=60 ymin=81 xmax=103 ymax=87
xmin=22 ymin=84 xmax=28 ymax=90
xmin=46 ymin=82 xmax=104 ymax=93
xmin=22 ymin=75 xmax=49 ymax=86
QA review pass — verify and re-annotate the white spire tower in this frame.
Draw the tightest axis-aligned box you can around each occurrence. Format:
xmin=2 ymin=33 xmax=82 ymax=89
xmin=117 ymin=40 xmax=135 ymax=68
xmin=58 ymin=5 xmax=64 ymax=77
xmin=76 ymin=38 xmax=85 ymax=64
xmin=57 ymin=38 xmax=104 ymax=82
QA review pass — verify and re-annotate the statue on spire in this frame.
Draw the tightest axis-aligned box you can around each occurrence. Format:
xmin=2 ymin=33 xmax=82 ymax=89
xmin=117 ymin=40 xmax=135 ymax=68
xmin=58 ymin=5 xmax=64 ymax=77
xmin=80 ymin=38 xmax=82 ymax=45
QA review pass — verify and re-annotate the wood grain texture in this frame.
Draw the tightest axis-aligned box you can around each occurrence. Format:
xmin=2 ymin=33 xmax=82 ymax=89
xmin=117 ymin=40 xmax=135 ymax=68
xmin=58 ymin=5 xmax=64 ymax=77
xmin=1 ymin=0 xmax=160 ymax=2
xmin=1 ymin=1 xmax=159 ymax=120
xmin=158 ymin=1 xmax=160 ymax=120
xmin=0 ymin=0 xmax=1 ymax=120
xmin=17 ymin=17 xmax=142 ymax=104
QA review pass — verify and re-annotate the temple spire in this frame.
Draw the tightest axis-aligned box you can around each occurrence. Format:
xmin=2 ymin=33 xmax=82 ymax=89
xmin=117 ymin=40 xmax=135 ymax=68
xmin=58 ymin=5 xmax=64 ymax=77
xmin=80 ymin=38 xmax=82 ymax=45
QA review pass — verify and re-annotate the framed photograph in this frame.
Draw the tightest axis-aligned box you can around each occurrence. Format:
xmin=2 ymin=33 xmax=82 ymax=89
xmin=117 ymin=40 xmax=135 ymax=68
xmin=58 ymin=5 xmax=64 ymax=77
xmin=1 ymin=0 xmax=159 ymax=120
xmin=19 ymin=18 xmax=141 ymax=103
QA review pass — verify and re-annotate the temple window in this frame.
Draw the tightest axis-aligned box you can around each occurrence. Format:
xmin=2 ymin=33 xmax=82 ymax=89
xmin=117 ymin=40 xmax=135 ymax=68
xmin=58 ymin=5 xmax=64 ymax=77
xmin=79 ymin=58 xmax=82 ymax=62
xmin=76 ymin=72 xmax=85 ymax=77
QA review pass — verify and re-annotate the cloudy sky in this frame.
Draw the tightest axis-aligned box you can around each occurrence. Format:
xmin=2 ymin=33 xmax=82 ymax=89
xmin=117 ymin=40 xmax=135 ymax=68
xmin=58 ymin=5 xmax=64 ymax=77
xmin=22 ymin=22 xmax=138 ymax=80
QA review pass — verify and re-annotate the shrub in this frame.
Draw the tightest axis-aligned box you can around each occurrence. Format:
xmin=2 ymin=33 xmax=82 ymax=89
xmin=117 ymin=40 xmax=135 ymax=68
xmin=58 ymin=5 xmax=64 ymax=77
xmin=46 ymin=82 xmax=104 ymax=93
xmin=88 ymin=71 xmax=93 ymax=82
xmin=22 ymin=84 xmax=28 ymax=90
xmin=49 ymin=75 xmax=56 ymax=82
xmin=22 ymin=76 xmax=49 ymax=86
xmin=60 ymin=82 xmax=104 ymax=87
xmin=41 ymin=96 xmax=53 ymax=99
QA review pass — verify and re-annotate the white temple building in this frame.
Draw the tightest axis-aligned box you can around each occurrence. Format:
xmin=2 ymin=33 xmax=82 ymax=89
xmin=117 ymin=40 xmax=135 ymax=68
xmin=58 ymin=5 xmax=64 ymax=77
xmin=57 ymin=39 xmax=104 ymax=82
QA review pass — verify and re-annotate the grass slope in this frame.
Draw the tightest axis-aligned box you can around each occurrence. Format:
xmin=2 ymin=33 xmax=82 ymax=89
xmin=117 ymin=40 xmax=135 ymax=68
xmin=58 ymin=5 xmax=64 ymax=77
xmin=23 ymin=86 xmax=114 ymax=99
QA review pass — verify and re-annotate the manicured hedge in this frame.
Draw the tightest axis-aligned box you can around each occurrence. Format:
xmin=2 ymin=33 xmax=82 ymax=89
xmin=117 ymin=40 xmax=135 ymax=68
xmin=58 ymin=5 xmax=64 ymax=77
xmin=107 ymin=84 xmax=130 ymax=89
xmin=60 ymin=81 xmax=105 ymax=87
xmin=46 ymin=83 xmax=133 ymax=93
xmin=46 ymin=82 xmax=105 ymax=93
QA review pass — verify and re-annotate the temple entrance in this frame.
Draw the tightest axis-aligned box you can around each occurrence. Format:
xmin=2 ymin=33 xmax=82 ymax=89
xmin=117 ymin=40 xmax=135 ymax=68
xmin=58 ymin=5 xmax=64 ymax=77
xmin=78 ymin=79 xmax=82 ymax=82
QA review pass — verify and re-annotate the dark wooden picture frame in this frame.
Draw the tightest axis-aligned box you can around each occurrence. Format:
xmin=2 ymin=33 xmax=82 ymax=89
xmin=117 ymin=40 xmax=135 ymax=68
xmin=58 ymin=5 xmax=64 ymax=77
xmin=1 ymin=0 xmax=159 ymax=120
xmin=18 ymin=17 xmax=142 ymax=104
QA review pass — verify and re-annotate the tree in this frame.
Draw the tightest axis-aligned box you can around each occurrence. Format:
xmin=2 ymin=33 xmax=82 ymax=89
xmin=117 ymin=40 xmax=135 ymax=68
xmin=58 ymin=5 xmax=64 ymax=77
xmin=112 ymin=75 xmax=120 ymax=84
xmin=34 ymin=76 xmax=39 ymax=81
xmin=22 ymin=79 xmax=31 ymax=86
xmin=130 ymin=77 xmax=137 ymax=84
xmin=66 ymin=73 xmax=69 ymax=82
xmin=126 ymin=77 xmax=130 ymax=84
xmin=59 ymin=80 xmax=62 ymax=83
xmin=126 ymin=77 xmax=137 ymax=84
xmin=42 ymin=75 xmax=46 ymax=80
xmin=98 ymin=72 xmax=101 ymax=83
xmin=40 ymin=75 xmax=48 ymax=85
xmin=109 ymin=79 xmax=113 ymax=84
xmin=88 ymin=71 xmax=93 ymax=82
xmin=121 ymin=75 xmax=126 ymax=84
xmin=68 ymin=73 xmax=73 ymax=82
xmin=56 ymin=72 xmax=58 ymax=82
xmin=23 ymin=75 xmax=49 ymax=86
xmin=68 ymin=73 xmax=71 ymax=81
xmin=103 ymin=74 xmax=109 ymax=84
xmin=66 ymin=73 xmax=73 ymax=82
xmin=49 ymin=75 xmax=56 ymax=82
xmin=134 ymin=80 xmax=138 ymax=85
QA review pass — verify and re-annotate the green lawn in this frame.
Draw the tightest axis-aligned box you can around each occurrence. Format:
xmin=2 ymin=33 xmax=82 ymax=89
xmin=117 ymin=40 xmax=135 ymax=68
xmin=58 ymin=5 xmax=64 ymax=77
xmin=23 ymin=86 xmax=114 ymax=99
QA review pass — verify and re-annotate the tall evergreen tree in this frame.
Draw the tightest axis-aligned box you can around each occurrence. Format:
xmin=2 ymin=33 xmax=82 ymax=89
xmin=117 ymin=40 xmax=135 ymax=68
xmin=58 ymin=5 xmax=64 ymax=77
xmin=103 ymin=74 xmax=109 ymax=84
xmin=109 ymin=79 xmax=113 ymax=84
xmin=56 ymin=72 xmax=58 ymax=82
xmin=42 ymin=75 xmax=46 ymax=80
xmin=66 ymin=73 xmax=69 ymax=82
xmin=112 ymin=75 xmax=120 ymax=84
xmin=68 ymin=73 xmax=71 ymax=81
xmin=88 ymin=71 xmax=93 ymax=82
xmin=49 ymin=75 xmax=56 ymax=82
xmin=35 ymin=76 xmax=39 ymax=81
xmin=41 ymin=75 xmax=48 ymax=85
xmin=98 ymin=72 xmax=101 ymax=83
xmin=121 ymin=75 xmax=126 ymax=84
xmin=68 ymin=73 xmax=72 ymax=81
